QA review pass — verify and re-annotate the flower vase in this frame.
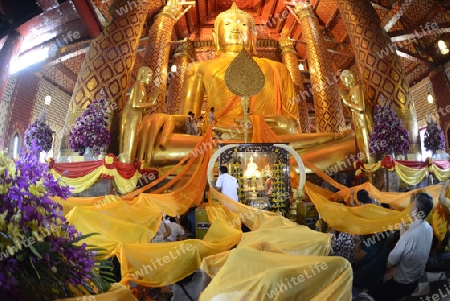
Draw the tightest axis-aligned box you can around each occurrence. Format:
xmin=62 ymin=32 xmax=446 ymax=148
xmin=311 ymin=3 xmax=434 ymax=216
xmin=97 ymin=146 xmax=107 ymax=160
xmin=84 ymin=147 xmax=95 ymax=161
xmin=431 ymin=150 xmax=437 ymax=159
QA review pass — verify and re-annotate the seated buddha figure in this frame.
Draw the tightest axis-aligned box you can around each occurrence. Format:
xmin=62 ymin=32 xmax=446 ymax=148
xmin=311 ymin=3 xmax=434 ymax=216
xmin=178 ymin=2 xmax=300 ymax=135
xmin=137 ymin=3 xmax=353 ymax=167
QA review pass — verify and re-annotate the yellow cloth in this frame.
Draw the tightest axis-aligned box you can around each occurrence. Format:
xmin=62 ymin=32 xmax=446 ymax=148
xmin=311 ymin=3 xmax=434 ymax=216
xmin=394 ymin=162 xmax=428 ymax=185
xmin=57 ymin=283 xmax=137 ymax=301
xmin=119 ymin=218 xmax=242 ymax=287
xmin=199 ymin=247 xmax=352 ymax=301
xmin=356 ymin=159 xmax=450 ymax=185
xmin=305 ymin=181 xmax=447 ymax=236
xmin=65 ymin=206 xmax=156 ymax=256
xmin=238 ymin=224 xmax=331 ymax=256
xmin=50 ymin=165 xmax=141 ymax=194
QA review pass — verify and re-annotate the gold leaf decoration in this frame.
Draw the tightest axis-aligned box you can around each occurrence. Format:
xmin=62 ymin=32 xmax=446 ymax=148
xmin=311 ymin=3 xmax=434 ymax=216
xmin=225 ymin=48 xmax=265 ymax=97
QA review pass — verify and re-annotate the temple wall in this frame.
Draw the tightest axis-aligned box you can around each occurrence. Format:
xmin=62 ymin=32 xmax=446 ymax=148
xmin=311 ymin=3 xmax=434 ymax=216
xmin=410 ymin=77 xmax=439 ymax=129
xmin=3 ymin=71 xmax=40 ymax=151
xmin=0 ymin=72 xmax=71 ymax=156
xmin=0 ymin=74 xmax=18 ymax=147
xmin=32 ymin=78 xmax=71 ymax=159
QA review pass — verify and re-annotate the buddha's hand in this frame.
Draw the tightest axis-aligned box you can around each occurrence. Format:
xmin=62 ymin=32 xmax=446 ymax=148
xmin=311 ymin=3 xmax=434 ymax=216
xmin=139 ymin=114 xmax=190 ymax=151
xmin=161 ymin=0 xmax=184 ymax=20
xmin=232 ymin=115 xmax=300 ymax=136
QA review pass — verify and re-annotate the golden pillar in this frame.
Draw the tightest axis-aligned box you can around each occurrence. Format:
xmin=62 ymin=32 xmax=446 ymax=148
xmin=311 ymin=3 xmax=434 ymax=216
xmin=166 ymin=39 xmax=195 ymax=114
xmin=61 ymin=0 xmax=156 ymax=157
xmin=338 ymin=0 xmax=419 ymax=154
xmin=279 ymin=36 xmax=309 ymax=133
xmin=142 ymin=2 xmax=187 ymax=114
xmin=293 ymin=3 xmax=345 ymax=133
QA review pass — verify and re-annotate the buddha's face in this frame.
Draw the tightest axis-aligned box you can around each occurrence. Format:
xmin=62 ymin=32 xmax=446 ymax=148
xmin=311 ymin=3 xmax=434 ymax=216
xmin=340 ymin=70 xmax=355 ymax=89
xmin=213 ymin=13 xmax=255 ymax=54
xmin=140 ymin=69 xmax=153 ymax=84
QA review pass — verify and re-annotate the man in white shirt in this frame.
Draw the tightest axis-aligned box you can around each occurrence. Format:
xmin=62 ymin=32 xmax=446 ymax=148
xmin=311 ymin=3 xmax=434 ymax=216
xmin=368 ymin=192 xmax=434 ymax=301
xmin=215 ymin=165 xmax=239 ymax=202
xmin=164 ymin=216 xmax=185 ymax=242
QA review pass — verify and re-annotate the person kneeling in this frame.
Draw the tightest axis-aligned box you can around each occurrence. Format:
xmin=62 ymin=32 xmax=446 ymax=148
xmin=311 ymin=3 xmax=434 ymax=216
xmin=368 ymin=193 xmax=434 ymax=301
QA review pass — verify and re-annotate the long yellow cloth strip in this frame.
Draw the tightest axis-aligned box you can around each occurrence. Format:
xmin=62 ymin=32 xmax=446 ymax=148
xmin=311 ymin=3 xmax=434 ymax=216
xmin=65 ymin=206 xmax=157 ymax=256
xmin=119 ymin=218 xmax=242 ymax=287
xmin=305 ymin=181 xmax=447 ymax=235
xmin=200 ymin=246 xmax=352 ymax=301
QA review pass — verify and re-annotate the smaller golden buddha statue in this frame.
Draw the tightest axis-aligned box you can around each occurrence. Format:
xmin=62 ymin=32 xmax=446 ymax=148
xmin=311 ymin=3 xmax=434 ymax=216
xmin=339 ymin=70 xmax=373 ymax=163
xmin=118 ymin=66 xmax=156 ymax=164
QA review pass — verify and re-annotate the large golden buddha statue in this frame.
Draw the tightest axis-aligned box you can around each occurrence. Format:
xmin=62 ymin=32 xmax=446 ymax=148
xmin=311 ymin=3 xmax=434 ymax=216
xmin=178 ymin=3 xmax=299 ymax=134
xmin=136 ymin=2 xmax=354 ymax=169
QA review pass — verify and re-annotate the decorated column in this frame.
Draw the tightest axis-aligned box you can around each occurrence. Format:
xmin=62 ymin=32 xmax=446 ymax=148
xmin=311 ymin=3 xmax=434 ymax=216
xmin=61 ymin=0 xmax=157 ymax=157
xmin=142 ymin=1 xmax=191 ymax=114
xmin=166 ymin=39 xmax=195 ymax=114
xmin=292 ymin=2 xmax=345 ymax=133
xmin=279 ymin=36 xmax=309 ymax=133
xmin=338 ymin=0 xmax=419 ymax=154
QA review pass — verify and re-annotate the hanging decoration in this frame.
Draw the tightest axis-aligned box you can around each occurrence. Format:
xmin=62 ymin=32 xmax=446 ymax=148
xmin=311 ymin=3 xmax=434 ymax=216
xmin=424 ymin=116 xmax=446 ymax=155
xmin=24 ymin=111 xmax=54 ymax=153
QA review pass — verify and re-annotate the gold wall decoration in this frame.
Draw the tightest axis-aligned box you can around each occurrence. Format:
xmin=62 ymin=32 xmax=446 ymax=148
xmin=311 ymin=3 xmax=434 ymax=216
xmin=338 ymin=0 xmax=419 ymax=153
xmin=279 ymin=36 xmax=309 ymax=133
xmin=69 ymin=0 xmax=156 ymax=112
xmin=166 ymin=39 xmax=195 ymax=114
xmin=293 ymin=3 xmax=345 ymax=133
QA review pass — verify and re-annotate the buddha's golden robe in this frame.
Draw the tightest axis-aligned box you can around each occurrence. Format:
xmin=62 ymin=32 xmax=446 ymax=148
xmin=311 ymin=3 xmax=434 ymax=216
xmin=180 ymin=53 xmax=299 ymax=132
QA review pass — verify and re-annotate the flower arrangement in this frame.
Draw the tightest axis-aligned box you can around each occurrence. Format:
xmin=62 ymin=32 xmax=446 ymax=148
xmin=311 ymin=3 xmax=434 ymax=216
xmin=24 ymin=111 xmax=53 ymax=152
xmin=424 ymin=117 xmax=445 ymax=154
xmin=0 ymin=145 xmax=113 ymax=300
xmin=369 ymin=102 xmax=410 ymax=156
xmin=69 ymin=93 xmax=111 ymax=156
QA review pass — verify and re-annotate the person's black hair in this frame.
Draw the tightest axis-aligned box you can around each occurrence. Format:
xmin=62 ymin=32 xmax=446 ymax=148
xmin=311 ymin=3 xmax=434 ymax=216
xmin=210 ymin=107 xmax=215 ymax=111
xmin=188 ymin=111 xmax=192 ymax=115
xmin=219 ymin=165 xmax=228 ymax=174
xmin=357 ymin=189 xmax=371 ymax=204
xmin=169 ymin=216 xmax=176 ymax=223
xmin=414 ymin=192 xmax=433 ymax=219
xmin=381 ymin=203 xmax=390 ymax=209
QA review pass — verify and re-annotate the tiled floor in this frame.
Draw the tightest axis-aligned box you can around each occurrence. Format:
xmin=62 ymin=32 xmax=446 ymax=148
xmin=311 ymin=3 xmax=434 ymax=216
xmin=409 ymin=272 xmax=450 ymax=301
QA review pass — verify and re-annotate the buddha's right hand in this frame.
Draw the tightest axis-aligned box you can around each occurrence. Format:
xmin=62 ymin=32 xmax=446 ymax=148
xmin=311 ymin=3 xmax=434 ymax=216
xmin=138 ymin=114 xmax=192 ymax=165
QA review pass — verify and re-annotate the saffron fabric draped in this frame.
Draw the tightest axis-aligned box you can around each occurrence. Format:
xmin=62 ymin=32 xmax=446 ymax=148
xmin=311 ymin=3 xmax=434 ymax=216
xmin=56 ymin=123 xmax=449 ymax=300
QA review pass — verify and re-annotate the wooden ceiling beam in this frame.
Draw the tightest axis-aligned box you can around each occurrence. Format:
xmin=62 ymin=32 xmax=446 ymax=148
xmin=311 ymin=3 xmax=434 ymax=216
xmin=327 ymin=48 xmax=354 ymax=57
xmin=325 ymin=9 xmax=339 ymax=29
xmin=395 ymin=47 xmax=432 ymax=66
xmin=390 ymin=22 xmax=450 ymax=42
xmin=381 ymin=0 xmax=414 ymax=32
xmin=371 ymin=2 xmax=390 ymax=12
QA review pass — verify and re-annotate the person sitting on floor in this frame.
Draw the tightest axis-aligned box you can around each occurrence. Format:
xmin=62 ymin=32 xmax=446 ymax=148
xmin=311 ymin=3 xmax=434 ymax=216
xmin=367 ymin=192 xmax=434 ymax=301
xmin=164 ymin=216 xmax=185 ymax=242
xmin=151 ymin=219 xmax=171 ymax=243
